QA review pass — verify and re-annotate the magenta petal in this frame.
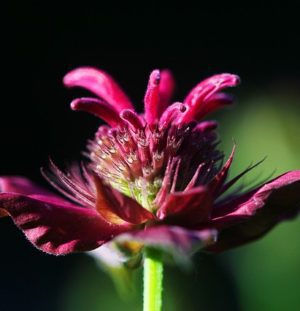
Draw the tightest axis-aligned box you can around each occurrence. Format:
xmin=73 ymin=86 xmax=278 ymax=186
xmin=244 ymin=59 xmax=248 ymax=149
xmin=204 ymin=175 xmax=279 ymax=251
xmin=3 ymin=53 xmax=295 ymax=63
xmin=1 ymin=176 xmax=56 ymax=196
xmin=71 ymin=97 xmax=123 ymax=127
xmin=63 ymin=67 xmax=133 ymax=112
xmin=157 ymin=187 xmax=212 ymax=225
xmin=159 ymin=102 xmax=187 ymax=129
xmin=209 ymin=170 xmax=300 ymax=252
xmin=144 ymin=69 xmax=161 ymax=125
xmin=193 ymin=121 xmax=218 ymax=133
xmin=157 ymin=69 xmax=175 ymax=116
xmin=115 ymin=225 xmax=217 ymax=261
xmin=120 ymin=109 xmax=144 ymax=131
xmin=208 ymin=145 xmax=235 ymax=196
xmin=181 ymin=74 xmax=240 ymax=123
xmin=194 ymin=92 xmax=234 ymax=120
xmin=0 ymin=193 xmax=132 ymax=255
xmin=0 ymin=176 xmax=68 ymax=205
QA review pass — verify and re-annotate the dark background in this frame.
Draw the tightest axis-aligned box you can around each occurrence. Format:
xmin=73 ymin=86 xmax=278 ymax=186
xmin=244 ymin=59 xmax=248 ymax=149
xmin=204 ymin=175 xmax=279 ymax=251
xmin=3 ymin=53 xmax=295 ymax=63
xmin=1 ymin=2 xmax=300 ymax=311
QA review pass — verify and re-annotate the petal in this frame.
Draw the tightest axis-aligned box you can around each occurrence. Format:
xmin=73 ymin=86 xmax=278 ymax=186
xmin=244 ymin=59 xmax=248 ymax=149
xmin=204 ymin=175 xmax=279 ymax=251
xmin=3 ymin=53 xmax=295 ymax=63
xmin=158 ymin=102 xmax=187 ymax=129
xmin=94 ymin=176 xmax=155 ymax=225
xmin=115 ymin=225 xmax=217 ymax=263
xmin=157 ymin=187 xmax=212 ymax=225
xmin=0 ymin=193 xmax=133 ymax=255
xmin=157 ymin=69 xmax=175 ymax=116
xmin=181 ymin=74 xmax=240 ymax=123
xmin=71 ymin=97 xmax=124 ymax=127
xmin=120 ymin=109 xmax=144 ymax=131
xmin=209 ymin=170 xmax=300 ymax=252
xmin=63 ymin=67 xmax=133 ymax=112
xmin=89 ymin=242 xmax=142 ymax=269
xmin=0 ymin=176 xmax=55 ymax=196
xmin=0 ymin=176 xmax=68 ymax=206
xmin=144 ymin=69 xmax=161 ymax=125
xmin=144 ymin=69 xmax=177 ymax=125
xmin=193 ymin=121 xmax=218 ymax=133
xmin=208 ymin=145 xmax=235 ymax=196
xmin=194 ymin=93 xmax=234 ymax=121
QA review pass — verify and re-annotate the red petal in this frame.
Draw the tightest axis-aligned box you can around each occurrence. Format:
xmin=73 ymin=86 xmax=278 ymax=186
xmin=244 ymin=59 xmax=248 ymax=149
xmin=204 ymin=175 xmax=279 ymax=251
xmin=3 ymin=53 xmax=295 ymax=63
xmin=63 ymin=67 xmax=133 ymax=112
xmin=115 ymin=225 xmax=217 ymax=262
xmin=94 ymin=177 xmax=155 ymax=225
xmin=194 ymin=92 xmax=234 ymax=120
xmin=157 ymin=69 xmax=175 ymax=115
xmin=158 ymin=102 xmax=187 ymax=129
xmin=181 ymin=74 xmax=240 ymax=123
xmin=71 ymin=97 xmax=123 ymax=127
xmin=120 ymin=109 xmax=144 ymax=131
xmin=209 ymin=170 xmax=300 ymax=252
xmin=0 ymin=176 xmax=68 ymax=205
xmin=157 ymin=186 xmax=212 ymax=225
xmin=208 ymin=145 xmax=235 ymax=196
xmin=0 ymin=193 xmax=132 ymax=255
xmin=144 ymin=69 xmax=161 ymax=125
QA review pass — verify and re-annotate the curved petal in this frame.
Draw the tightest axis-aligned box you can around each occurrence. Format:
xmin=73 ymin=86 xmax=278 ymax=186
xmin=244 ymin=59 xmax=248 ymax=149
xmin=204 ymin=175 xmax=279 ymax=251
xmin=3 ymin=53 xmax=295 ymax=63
xmin=115 ymin=225 xmax=217 ymax=263
xmin=63 ymin=67 xmax=133 ymax=112
xmin=144 ymin=69 xmax=176 ymax=125
xmin=157 ymin=187 xmax=212 ymax=226
xmin=0 ymin=193 xmax=133 ymax=255
xmin=181 ymin=74 xmax=240 ymax=123
xmin=94 ymin=176 xmax=155 ymax=225
xmin=194 ymin=93 xmax=234 ymax=121
xmin=144 ymin=69 xmax=161 ymax=125
xmin=208 ymin=145 xmax=235 ymax=196
xmin=208 ymin=170 xmax=300 ymax=252
xmin=158 ymin=69 xmax=175 ymax=114
xmin=71 ymin=97 xmax=124 ymax=127
xmin=0 ymin=176 xmax=56 ymax=196
xmin=0 ymin=176 xmax=68 ymax=207
xmin=159 ymin=102 xmax=187 ymax=129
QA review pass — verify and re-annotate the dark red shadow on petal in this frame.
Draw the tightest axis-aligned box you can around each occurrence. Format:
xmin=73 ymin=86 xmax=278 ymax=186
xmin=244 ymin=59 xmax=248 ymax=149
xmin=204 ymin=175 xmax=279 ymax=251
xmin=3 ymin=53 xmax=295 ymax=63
xmin=208 ymin=170 xmax=300 ymax=252
xmin=94 ymin=176 xmax=155 ymax=225
xmin=157 ymin=186 xmax=212 ymax=226
xmin=0 ymin=176 xmax=57 ymax=196
xmin=0 ymin=176 xmax=73 ymax=207
xmin=0 ymin=193 xmax=133 ymax=255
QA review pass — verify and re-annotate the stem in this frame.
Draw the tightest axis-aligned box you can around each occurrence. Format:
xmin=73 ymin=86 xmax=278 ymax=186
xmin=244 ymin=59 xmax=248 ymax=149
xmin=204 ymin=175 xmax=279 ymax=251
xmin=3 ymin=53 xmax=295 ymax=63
xmin=143 ymin=248 xmax=164 ymax=311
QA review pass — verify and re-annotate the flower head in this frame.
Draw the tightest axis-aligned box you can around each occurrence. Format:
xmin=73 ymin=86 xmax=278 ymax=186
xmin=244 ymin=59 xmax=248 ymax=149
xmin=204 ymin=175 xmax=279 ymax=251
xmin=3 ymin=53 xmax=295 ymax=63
xmin=1 ymin=68 xmax=300 ymax=264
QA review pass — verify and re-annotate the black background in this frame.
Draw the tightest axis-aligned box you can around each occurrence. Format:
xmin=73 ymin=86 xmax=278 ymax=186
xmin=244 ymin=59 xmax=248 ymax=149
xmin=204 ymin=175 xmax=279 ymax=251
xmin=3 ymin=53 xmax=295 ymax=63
xmin=1 ymin=2 xmax=300 ymax=310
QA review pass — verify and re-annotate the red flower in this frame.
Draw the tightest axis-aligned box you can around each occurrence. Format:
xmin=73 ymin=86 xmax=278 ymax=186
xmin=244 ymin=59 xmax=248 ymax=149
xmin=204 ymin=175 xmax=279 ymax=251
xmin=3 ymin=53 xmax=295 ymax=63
xmin=1 ymin=68 xmax=299 ymax=263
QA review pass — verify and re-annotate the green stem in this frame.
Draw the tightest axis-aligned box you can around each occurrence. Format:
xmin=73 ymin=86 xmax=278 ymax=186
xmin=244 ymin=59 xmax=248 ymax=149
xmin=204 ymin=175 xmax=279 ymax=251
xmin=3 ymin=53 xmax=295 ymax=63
xmin=143 ymin=248 xmax=164 ymax=311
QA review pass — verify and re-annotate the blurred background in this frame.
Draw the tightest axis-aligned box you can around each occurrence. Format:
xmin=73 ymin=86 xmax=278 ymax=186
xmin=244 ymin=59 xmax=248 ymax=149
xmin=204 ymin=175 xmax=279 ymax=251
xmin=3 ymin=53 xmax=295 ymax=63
xmin=1 ymin=2 xmax=300 ymax=311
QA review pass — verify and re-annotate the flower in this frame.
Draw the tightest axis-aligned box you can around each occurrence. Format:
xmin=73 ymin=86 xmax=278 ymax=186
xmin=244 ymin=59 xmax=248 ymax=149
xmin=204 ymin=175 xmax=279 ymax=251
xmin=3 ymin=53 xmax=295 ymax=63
xmin=1 ymin=68 xmax=300 ymax=265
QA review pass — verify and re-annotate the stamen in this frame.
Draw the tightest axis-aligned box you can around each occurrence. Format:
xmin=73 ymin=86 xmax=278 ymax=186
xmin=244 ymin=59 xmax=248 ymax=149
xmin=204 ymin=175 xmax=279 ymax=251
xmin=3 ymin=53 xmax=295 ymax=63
xmin=41 ymin=161 xmax=96 ymax=208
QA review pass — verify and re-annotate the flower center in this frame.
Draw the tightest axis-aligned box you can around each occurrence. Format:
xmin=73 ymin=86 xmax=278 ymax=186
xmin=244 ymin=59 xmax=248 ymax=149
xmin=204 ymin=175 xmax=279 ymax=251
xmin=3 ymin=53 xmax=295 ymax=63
xmin=88 ymin=122 xmax=222 ymax=211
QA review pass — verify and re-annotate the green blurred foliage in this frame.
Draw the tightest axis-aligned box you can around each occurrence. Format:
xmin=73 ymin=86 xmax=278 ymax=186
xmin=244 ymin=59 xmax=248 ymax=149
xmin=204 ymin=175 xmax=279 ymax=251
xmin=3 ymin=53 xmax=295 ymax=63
xmin=60 ymin=85 xmax=300 ymax=311
xmin=217 ymin=86 xmax=300 ymax=311
xmin=60 ymin=254 xmax=240 ymax=311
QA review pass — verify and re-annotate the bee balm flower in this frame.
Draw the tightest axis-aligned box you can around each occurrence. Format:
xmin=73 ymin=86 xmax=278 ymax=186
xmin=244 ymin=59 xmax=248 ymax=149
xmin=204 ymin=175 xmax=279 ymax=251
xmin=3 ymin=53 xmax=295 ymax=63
xmin=1 ymin=68 xmax=299 ymax=262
